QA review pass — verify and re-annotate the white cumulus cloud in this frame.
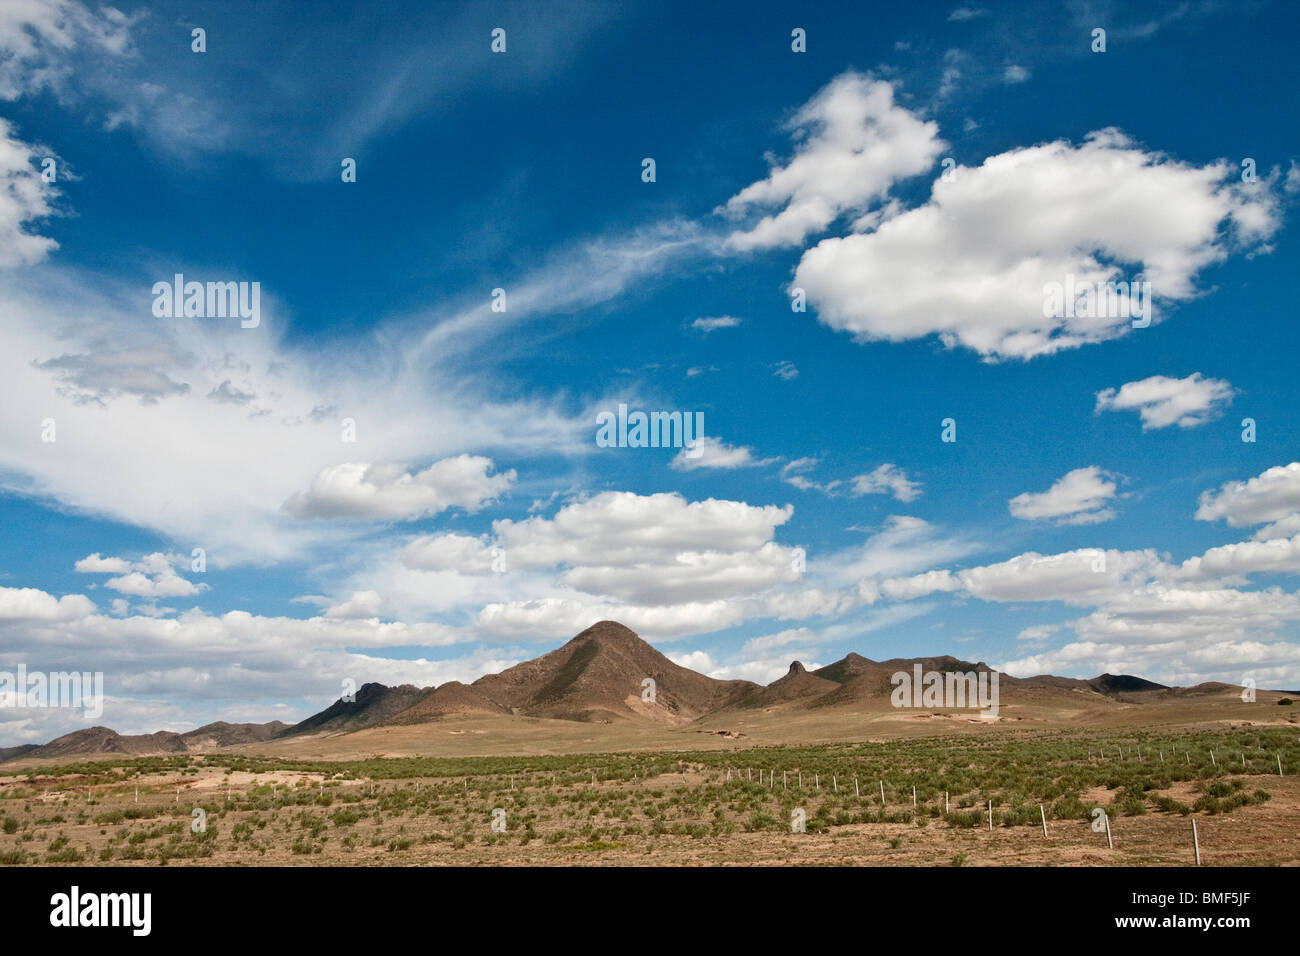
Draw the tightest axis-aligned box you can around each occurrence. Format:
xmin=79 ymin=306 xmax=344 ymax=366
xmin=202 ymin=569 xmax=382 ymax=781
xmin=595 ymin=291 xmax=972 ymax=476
xmin=1095 ymin=373 xmax=1234 ymax=429
xmin=1009 ymin=466 xmax=1118 ymax=524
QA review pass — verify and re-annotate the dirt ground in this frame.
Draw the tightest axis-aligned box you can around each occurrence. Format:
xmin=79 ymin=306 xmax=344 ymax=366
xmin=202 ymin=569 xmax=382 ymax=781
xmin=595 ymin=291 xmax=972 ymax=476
xmin=3 ymin=759 xmax=1296 ymax=867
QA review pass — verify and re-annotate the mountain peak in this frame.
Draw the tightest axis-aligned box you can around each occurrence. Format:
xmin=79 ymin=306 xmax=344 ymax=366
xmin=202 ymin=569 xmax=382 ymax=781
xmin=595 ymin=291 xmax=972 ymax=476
xmin=813 ymin=652 xmax=878 ymax=684
xmin=471 ymin=620 xmax=755 ymax=722
xmin=571 ymin=620 xmax=643 ymax=646
xmin=788 ymin=661 xmax=807 ymax=675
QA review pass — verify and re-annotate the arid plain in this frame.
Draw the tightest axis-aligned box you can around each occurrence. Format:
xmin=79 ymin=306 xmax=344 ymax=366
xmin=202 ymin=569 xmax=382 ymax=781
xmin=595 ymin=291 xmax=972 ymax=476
xmin=2 ymin=622 xmax=1297 ymax=866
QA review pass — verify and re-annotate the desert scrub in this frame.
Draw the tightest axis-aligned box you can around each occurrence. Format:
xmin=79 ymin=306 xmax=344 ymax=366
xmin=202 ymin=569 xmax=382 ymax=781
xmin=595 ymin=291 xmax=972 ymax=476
xmin=1151 ymin=795 xmax=1191 ymax=815
xmin=1051 ymin=793 xmax=1088 ymax=821
xmin=1115 ymin=786 xmax=1148 ymax=817
xmin=330 ymin=808 xmax=362 ymax=827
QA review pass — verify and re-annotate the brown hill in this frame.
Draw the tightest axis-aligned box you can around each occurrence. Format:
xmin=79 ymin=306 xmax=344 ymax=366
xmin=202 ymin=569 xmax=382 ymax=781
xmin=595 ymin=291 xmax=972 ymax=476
xmin=25 ymin=726 xmax=187 ymax=760
xmin=466 ymin=620 xmax=757 ymax=723
xmin=3 ymin=622 xmax=1274 ymax=758
xmin=732 ymin=661 xmax=839 ymax=709
xmin=383 ymin=682 xmax=510 ymax=724
xmin=1088 ymin=673 xmax=1168 ymax=694
xmin=280 ymin=683 xmax=429 ymax=737
xmin=810 ymin=655 xmax=997 ymax=709
xmin=812 ymin=652 xmax=875 ymax=684
xmin=180 ymin=720 xmax=292 ymax=749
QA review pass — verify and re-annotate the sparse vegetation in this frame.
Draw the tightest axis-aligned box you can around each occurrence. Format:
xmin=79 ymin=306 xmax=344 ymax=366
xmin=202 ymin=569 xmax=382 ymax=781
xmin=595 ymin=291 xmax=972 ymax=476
xmin=0 ymin=726 xmax=1294 ymax=866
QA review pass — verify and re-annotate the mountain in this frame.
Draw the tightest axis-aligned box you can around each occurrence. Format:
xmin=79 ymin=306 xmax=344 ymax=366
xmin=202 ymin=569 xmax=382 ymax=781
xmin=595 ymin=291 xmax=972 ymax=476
xmin=1 ymin=621 xmax=1282 ymax=759
xmin=179 ymin=721 xmax=291 ymax=749
xmin=23 ymin=726 xmax=188 ymax=760
xmin=0 ymin=721 xmax=292 ymax=763
xmin=462 ymin=620 xmax=756 ymax=723
xmin=1087 ymin=673 xmax=1168 ymax=694
xmin=279 ymin=683 xmax=429 ymax=737
xmin=807 ymin=655 xmax=996 ymax=710
xmin=382 ymin=682 xmax=509 ymax=723
xmin=812 ymin=652 xmax=874 ymax=684
xmin=731 ymin=661 xmax=839 ymax=709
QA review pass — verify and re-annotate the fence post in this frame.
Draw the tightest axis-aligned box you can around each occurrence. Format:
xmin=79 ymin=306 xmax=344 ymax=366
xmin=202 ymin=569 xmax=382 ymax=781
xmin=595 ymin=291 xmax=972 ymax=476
xmin=1192 ymin=819 xmax=1200 ymax=865
xmin=1039 ymin=804 xmax=1047 ymax=838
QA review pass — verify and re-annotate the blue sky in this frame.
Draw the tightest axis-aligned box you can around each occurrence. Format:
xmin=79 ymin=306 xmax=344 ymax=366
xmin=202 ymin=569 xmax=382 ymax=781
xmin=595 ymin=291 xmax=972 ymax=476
xmin=1 ymin=0 xmax=1298 ymax=739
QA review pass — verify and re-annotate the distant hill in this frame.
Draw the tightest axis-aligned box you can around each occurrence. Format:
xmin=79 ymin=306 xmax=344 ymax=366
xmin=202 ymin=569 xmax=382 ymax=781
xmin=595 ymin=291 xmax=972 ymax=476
xmin=279 ymin=683 xmax=429 ymax=737
xmin=465 ymin=620 xmax=756 ymax=723
xmin=180 ymin=721 xmax=292 ymax=749
xmin=1088 ymin=673 xmax=1168 ymax=694
xmin=382 ymin=682 xmax=509 ymax=723
xmin=806 ymin=655 xmax=995 ymax=710
xmin=731 ymin=661 xmax=839 ymax=709
xmin=3 ymin=620 xmax=1286 ymax=759
xmin=812 ymin=652 xmax=874 ymax=684
xmin=24 ymin=726 xmax=187 ymax=760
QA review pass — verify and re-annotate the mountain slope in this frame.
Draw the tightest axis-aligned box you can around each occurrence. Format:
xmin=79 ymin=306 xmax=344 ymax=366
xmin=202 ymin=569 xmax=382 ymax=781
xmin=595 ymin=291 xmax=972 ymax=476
xmin=280 ymin=683 xmax=429 ymax=736
xmin=810 ymin=655 xmax=997 ymax=710
xmin=0 ymin=621 xmax=1272 ymax=757
xmin=731 ymin=661 xmax=839 ymax=709
xmin=180 ymin=721 xmax=292 ymax=749
xmin=466 ymin=620 xmax=757 ymax=723
xmin=24 ymin=726 xmax=188 ymax=760
xmin=812 ymin=652 xmax=875 ymax=684
xmin=383 ymin=682 xmax=510 ymax=723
